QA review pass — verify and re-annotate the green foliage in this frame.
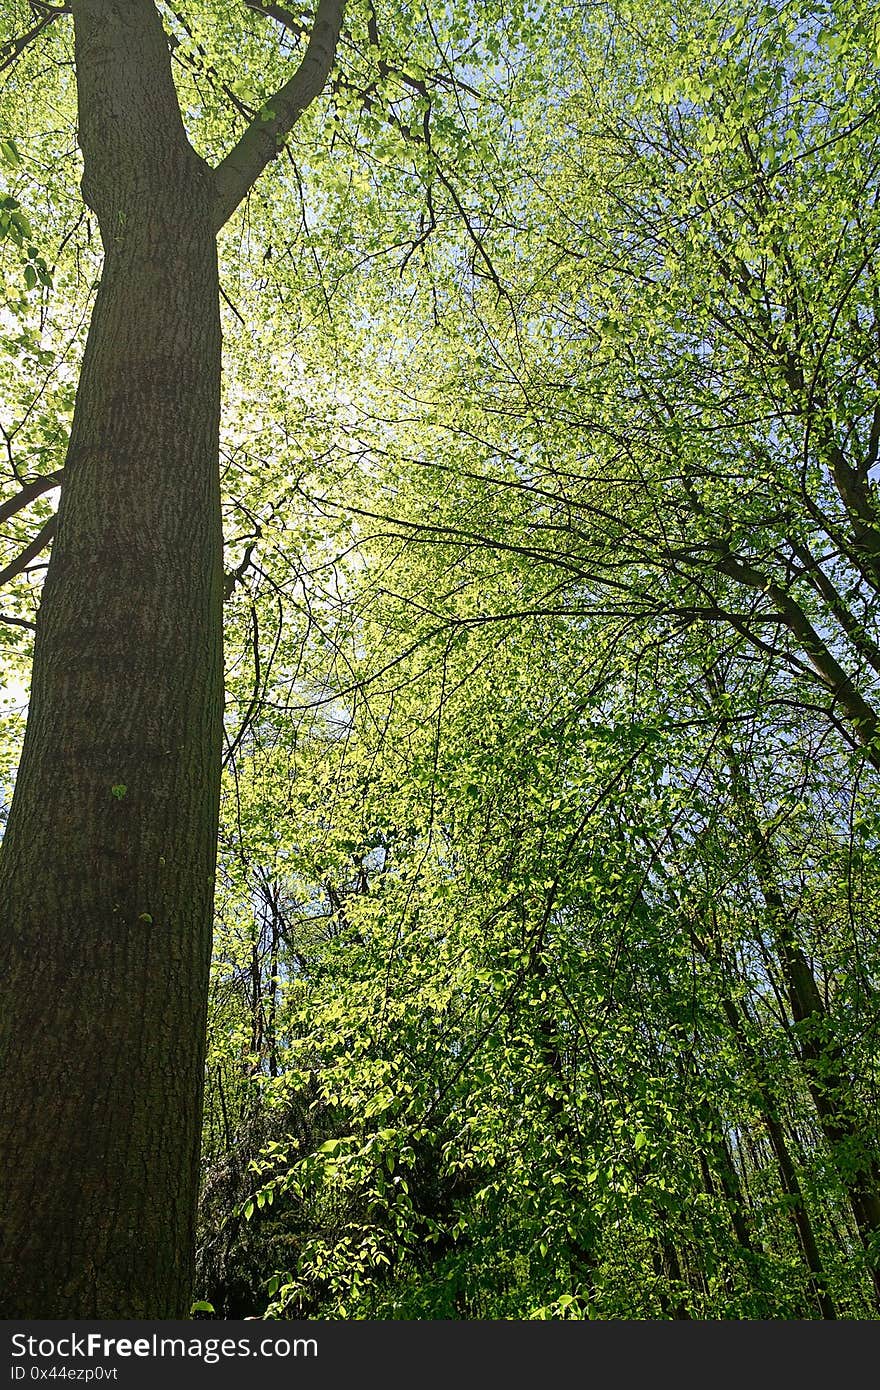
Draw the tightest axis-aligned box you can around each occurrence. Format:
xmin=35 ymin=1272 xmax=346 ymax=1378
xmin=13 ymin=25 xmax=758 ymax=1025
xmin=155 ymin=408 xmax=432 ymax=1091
xmin=3 ymin=0 xmax=880 ymax=1319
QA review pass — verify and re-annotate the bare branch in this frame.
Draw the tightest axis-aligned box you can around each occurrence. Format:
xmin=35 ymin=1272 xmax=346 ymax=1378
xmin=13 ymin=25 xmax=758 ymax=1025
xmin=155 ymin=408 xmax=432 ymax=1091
xmin=211 ymin=0 xmax=345 ymax=231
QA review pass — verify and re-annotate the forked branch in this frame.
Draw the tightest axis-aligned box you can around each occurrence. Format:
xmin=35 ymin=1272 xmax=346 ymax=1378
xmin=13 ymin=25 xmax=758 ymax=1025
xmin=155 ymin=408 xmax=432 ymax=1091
xmin=211 ymin=0 xmax=345 ymax=230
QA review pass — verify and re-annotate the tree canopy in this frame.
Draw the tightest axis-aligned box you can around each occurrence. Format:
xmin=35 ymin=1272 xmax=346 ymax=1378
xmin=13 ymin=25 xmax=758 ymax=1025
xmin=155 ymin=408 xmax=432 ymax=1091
xmin=1 ymin=0 xmax=880 ymax=1318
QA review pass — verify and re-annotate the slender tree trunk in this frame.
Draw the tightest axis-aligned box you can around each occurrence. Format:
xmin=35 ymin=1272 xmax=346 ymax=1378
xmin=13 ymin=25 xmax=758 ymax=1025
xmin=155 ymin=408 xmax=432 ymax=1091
xmin=0 ymin=0 xmax=223 ymax=1316
xmin=534 ymin=974 xmax=598 ymax=1293
xmin=717 ymin=998 xmax=838 ymax=1319
xmin=714 ymin=1128 xmax=759 ymax=1261
xmin=713 ymin=705 xmax=880 ymax=1304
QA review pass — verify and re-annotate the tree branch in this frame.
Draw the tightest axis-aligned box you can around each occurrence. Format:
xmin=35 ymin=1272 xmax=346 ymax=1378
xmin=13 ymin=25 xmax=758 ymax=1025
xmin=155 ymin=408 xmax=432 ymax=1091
xmin=243 ymin=0 xmax=308 ymax=39
xmin=715 ymin=546 xmax=880 ymax=764
xmin=0 ymin=470 xmax=63 ymax=528
xmin=211 ymin=0 xmax=345 ymax=231
xmin=0 ymin=516 xmax=56 ymax=589
xmin=223 ymin=538 xmax=258 ymax=600
xmin=0 ymin=6 xmax=67 ymax=76
xmin=167 ymin=3 xmax=257 ymax=125
xmin=787 ymin=535 xmax=880 ymax=680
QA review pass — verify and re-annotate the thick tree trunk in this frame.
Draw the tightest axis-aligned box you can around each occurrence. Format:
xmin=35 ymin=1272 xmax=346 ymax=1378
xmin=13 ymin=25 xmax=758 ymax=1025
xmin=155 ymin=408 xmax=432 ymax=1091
xmin=0 ymin=0 xmax=223 ymax=1316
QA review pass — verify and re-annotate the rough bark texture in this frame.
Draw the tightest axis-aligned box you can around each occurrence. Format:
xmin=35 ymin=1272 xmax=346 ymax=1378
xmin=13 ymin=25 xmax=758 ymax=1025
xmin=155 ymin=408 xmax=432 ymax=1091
xmin=0 ymin=0 xmax=223 ymax=1317
xmin=0 ymin=0 xmax=343 ymax=1318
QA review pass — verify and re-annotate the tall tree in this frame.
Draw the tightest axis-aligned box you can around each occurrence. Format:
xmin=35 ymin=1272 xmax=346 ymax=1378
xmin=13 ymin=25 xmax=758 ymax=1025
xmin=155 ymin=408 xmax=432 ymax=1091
xmin=0 ymin=0 xmax=344 ymax=1318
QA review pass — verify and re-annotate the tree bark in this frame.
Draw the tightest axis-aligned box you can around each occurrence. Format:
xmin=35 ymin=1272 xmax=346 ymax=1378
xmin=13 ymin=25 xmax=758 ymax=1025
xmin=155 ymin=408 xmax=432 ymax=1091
xmin=717 ymin=996 xmax=838 ymax=1319
xmin=0 ymin=0 xmax=342 ymax=1319
xmin=0 ymin=0 xmax=222 ymax=1317
xmin=712 ymin=700 xmax=880 ymax=1305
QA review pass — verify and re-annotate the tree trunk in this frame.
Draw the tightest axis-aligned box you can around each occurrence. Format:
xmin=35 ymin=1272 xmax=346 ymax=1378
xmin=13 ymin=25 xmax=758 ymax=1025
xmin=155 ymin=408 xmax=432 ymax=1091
xmin=0 ymin=0 xmax=223 ymax=1316
xmin=717 ymin=998 xmax=838 ymax=1319
xmin=716 ymin=716 xmax=880 ymax=1304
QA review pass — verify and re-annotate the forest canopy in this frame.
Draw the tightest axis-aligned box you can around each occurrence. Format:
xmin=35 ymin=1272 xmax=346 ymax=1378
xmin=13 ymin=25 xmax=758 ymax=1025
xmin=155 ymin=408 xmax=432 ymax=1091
xmin=1 ymin=0 xmax=880 ymax=1319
